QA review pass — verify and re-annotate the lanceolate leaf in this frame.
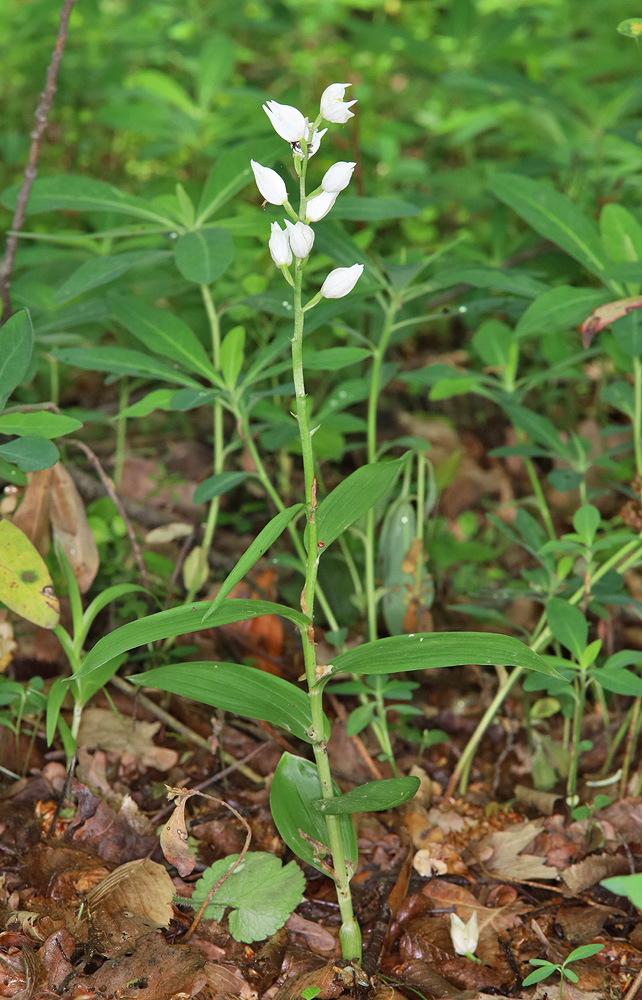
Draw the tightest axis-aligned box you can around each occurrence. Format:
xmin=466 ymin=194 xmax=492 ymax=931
xmin=53 ymin=251 xmax=168 ymax=304
xmin=0 ymin=310 xmax=33 ymax=409
xmin=174 ymin=227 xmax=234 ymax=284
xmin=315 ymin=776 xmax=420 ymax=814
xmin=109 ymin=294 xmax=215 ymax=382
xmin=318 ymin=632 xmax=557 ymax=683
xmin=316 ymin=458 xmax=404 ymax=549
xmin=202 ymin=504 xmax=304 ymax=621
xmin=0 ymin=412 xmax=82 ymax=438
xmin=270 ymin=753 xmax=358 ymax=877
xmin=53 ymin=347 xmax=202 ymax=387
xmin=128 ymin=661 xmax=325 ymax=743
xmin=74 ymin=599 xmax=311 ymax=678
xmin=0 ymin=175 xmax=175 ymax=226
xmin=489 ymin=173 xmax=609 ymax=278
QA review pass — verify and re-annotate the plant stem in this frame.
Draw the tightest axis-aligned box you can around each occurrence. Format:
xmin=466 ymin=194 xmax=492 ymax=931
xmin=633 ymin=356 xmax=642 ymax=487
xmin=448 ymin=533 xmax=642 ymax=796
xmin=364 ymin=293 xmax=400 ymax=642
xmin=114 ymin=375 xmax=128 ymax=487
xmin=291 ymin=257 xmax=360 ymax=961
xmin=184 ymin=284 xmax=223 ymax=602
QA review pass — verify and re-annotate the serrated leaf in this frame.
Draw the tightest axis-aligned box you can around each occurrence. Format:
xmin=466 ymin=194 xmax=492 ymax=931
xmin=188 ymin=851 xmax=305 ymax=943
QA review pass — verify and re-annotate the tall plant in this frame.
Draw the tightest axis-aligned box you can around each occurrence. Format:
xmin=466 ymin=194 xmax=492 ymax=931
xmin=68 ymin=85 xmax=556 ymax=963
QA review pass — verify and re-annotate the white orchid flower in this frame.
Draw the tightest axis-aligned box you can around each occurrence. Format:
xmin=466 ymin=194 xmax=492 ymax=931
xmin=305 ymin=190 xmax=337 ymax=222
xmin=263 ymin=100 xmax=307 ymax=142
xmin=449 ymin=912 xmax=479 ymax=957
xmin=320 ymin=263 xmax=364 ymax=299
xmin=250 ymin=160 xmax=288 ymax=206
xmin=321 ymin=161 xmax=356 ymax=193
xmin=320 ymin=83 xmax=357 ymax=124
xmin=269 ymin=222 xmax=292 ymax=266
xmin=285 ymin=220 xmax=315 ymax=259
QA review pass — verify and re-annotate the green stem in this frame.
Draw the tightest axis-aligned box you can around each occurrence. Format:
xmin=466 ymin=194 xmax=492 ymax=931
xmin=567 ymin=672 xmax=587 ymax=802
xmin=185 ymin=285 xmax=223 ymax=603
xmin=517 ymin=431 xmax=555 ymax=541
xmin=114 ymin=375 xmax=128 ymax=487
xmin=633 ymin=356 xmax=642 ymax=486
xmin=291 ymin=252 xmax=360 ymax=960
xmin=364 ymin=293 xmax=400 ymax=642
xmin=450 ymin=533 xmax=642 ymax=795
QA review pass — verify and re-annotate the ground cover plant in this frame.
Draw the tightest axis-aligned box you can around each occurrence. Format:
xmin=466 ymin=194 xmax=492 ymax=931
xmin=4 ymin=1 xmax=642 ymax=998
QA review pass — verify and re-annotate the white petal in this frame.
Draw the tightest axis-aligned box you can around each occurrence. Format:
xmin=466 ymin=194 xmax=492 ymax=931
xmin=321 ymin=161 xmax=356 ymax=193
xmin=320 ymin=263 xmax=363 ymax=299
xmin=250 ymin=160 xmax=288 ymax=206
xmin=263 ymin=100 xmax=307 ymax=142
xmin=306 ymin=190 xmax=337 ymax=222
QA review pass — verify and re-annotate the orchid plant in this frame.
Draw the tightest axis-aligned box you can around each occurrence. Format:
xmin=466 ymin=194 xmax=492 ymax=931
xmin=67 ymin=84 xmax=556 ymax=964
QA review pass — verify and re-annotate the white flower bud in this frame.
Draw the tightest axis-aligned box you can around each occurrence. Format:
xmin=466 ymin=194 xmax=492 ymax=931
xmin=321 ymin=161 xmax=356 ymax=194
xmin=250 ymin=160 xmax=288 ymax=206
xmin=263 ymin=100 xmax=307 ymax=142
xmin=320 ymin=83 xmax=357 ymax=124
xmin=449 ymin=912 xmax=479 ymax=956
xmin=306 ymin=190 xmax=337 ymax=222
xmin=284 ymin=220 xmax=315 ymax=258
xmin=320 ymin=263 xmax=364 ymax=299
xmin=269 ymin=222 xmax=292 ymax=267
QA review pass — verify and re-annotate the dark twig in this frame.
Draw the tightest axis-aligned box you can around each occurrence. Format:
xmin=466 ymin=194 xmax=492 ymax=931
xmin=0 ymin=0 xmax=78 ymax=319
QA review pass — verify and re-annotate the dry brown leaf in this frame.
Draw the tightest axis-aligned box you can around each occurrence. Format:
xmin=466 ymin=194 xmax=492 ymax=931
xmin=76 ymin=707 xmax=178 ymax=770
xmin=11 ymin=469 xmax=52 ymax=555
xmin=469 ymin=820 xmax=559 ymax=880
xmin=50 ymin=462 xmax=99 ymax=592
xmin=87 ymin=857 xmax=174 ymax=928
xmin=561 ymin=854 xmax=629 ymax=895
xmin=161 ymin=785 xmax=198 ymax=877
xmin=203 ymin=961 xmax=257 ymax=999
xmin=287 ymin=912 xmax=336 ymax=953
xmin=424 ymin=880 xmax=529 ymax=966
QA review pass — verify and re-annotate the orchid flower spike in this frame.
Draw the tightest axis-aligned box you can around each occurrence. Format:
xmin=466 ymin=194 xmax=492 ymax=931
xmin=250 ymin=160 xmax=288 ymax=206
xmin=320 ymin=264 xmax=364 ymax=299
xmin=269 ymin=222 xmax=292 ymax=267
xmin=320 ymin=83 xmax=357 ymax=124
xmin=293 ymin=122 xmax=327 ymax=159
xmin=263 ymin=100 xmax=307 ymax=143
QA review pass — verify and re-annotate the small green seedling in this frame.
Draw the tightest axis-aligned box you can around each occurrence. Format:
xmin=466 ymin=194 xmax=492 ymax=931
xmin=300 ymin=989 xmax=322 ymax=1000
xmin=523 ymin=943 xmax=605 ymax=999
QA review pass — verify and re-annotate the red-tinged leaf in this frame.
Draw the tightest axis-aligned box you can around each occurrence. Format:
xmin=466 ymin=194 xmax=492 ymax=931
xmin=581 ymin=295 xmax=642 ymax=347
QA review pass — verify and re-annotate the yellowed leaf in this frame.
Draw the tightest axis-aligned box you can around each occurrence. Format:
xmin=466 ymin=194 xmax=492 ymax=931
xmin=0 ymin=519 xmax=59 ymax=628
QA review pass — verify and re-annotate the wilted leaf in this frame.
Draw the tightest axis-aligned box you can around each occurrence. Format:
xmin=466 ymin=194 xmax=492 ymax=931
xmin=11 ymin=469 xmax=52 ymax=555
xmin=0 ymin=519 xmax=59 ymax=628
xmin=581 ymin=295 xmax=642 ymax=347
xmin=75 ymin=707 xmax=178 ymax=770
xmin=160 ymin=785 xmax=198 ymax=877
xmin=469 ymin=820 xmax=559 ymax=880
xmin=50 ymin=463 xmax=99 ymax=592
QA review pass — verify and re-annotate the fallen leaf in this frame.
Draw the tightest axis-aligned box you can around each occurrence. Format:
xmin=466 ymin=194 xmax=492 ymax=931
xmin=76 ymin=707 xmax=178 ymax=770
xmin=161 ymin=785 xmax=198 ymax=877
xmin=423 ymin=880 xmax=529 ymax=966
xmin=50 ymin=461 xmax=99 ymax=592
xmin=469 ymin=820 xmax=559 ymax=880
xmin=561 ymin=854 xmax=629 ymax=895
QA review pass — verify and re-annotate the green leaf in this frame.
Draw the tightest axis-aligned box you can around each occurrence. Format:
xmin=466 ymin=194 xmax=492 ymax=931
xmin=109 ymin=294 xmax=215 ymax=382
xmin=515 ymin=287 xmax=611 ymax=340
xmin=600 ymin=204 xmax=642 ymax=266
xmin=316 ymin=458 xmax=404 ymax=550
xmin=0 ymin=310 xmax=33 ymax=409
xmin=219 ymin=325 xmax=245 ymax=388
xmin=331 ymin=196 xmax=420 ymax=220
xmin=174 ymin=227 xmax=235 ymax=284
xmin=548 ymin=469 xmax=584 ymax=492
xmin=270 ymin=753 xmax=358 ymax=877
xmin=0 ymin=436 xmax=59 ymax=471
xmin=53 ymin=251 xmax=168 ymax=305
xmin=345 ymin=702 xmax=376 ymax=736
xmin=522 ymin=967 xmax=556 ymax=987
xmin=0 ymin=412 xmax=82 ymax=438
xmin=186 ymin=852 xmax=305 ymax=943
xmin=573 ymin=504 xmax=600 ymax=546
xmin=471 ymin=320 xmax=515 ymax=368
xmin=127 ymin=69 xmax=201 ymax=117
xmin=53 ymin=347 xmax=201 ymax=387
xmin=617 ymin=18 xmax=642 ymax=38
xmin=202 ymin=505 xmax=304 ymax=621
xmin=46 ymin=676 xmax=68 ymax=745
xmin=302 ymin=347 xmax=371 ymax=371
xmin=315 ymin=776 xmax=420 ymax=814
xmin=380 ymin=499 xmax=417 ymax=636
xmin=196 ymin=141 xmax=275 ymax=226
xmin=321 ymin=632 xmax=558 ymax=682
xmin=193 ymin=471 xmax=251 ymax=504
xmin=129 ymin=661 xmax=322 ymax=743
xmin=546 ymin=598 xmax=588 ymax=660
xmin=502 ymin=402 xmax=570 ymax=459
xmin=116 ymin=389 xmax=177 ymax=418
xmin=169 ymin=388 xmax=219 ymax=410
xmin=0 ymin=175 xmax=174 ymax=225
xmin=601 ymin=872 xmax=642 ymax=909
xmin=565 ymin=944 xmax=605 ymax=963
xmin=592 ymin=667 xmax=642 ymax=697
xmin=75 ymin=598 xmax=310 ymax=678
xmin=0 ymin=519 xmax=59 ymax=628
xmin=489 ymin=173 xmax=609 ymax=278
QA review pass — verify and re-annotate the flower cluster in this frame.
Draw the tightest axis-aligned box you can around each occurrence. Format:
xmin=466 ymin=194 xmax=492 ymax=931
xmin=250 ymin=84 xmax=363 ymax=301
